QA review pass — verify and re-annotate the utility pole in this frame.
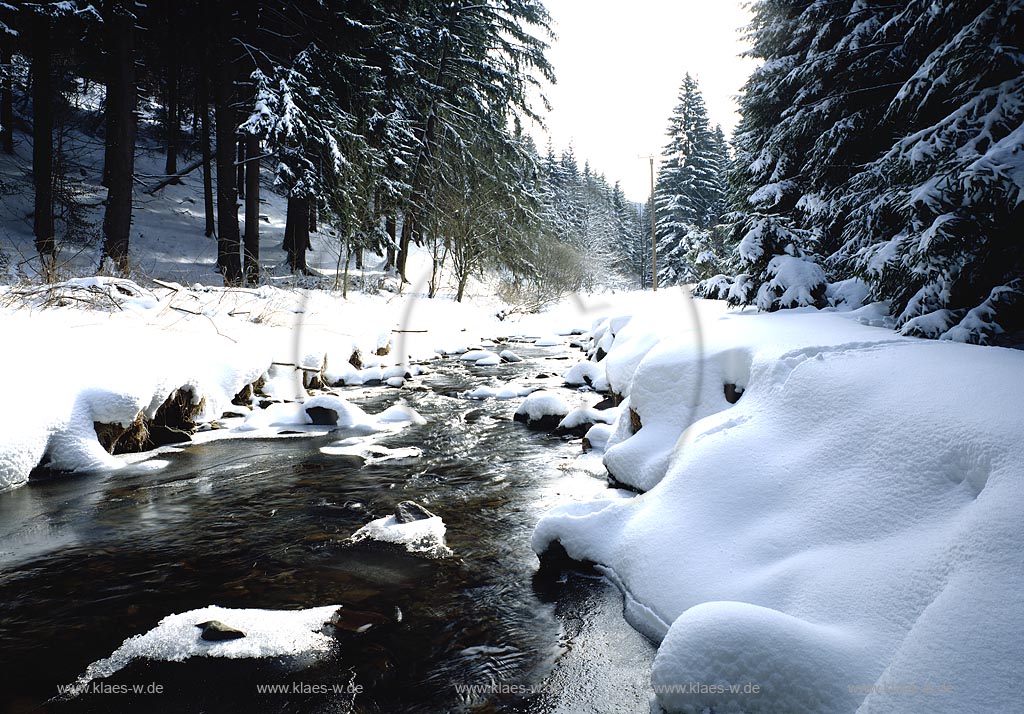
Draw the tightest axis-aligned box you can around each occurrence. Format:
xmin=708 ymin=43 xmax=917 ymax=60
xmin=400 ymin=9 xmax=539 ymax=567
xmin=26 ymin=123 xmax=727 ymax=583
xmin=639 ymin=155 xmax=658 ymax=291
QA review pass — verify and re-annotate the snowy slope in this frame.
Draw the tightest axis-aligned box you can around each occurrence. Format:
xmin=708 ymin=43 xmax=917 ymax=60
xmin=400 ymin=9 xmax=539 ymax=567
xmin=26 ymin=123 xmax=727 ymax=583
xmin=533 ymin=294 xmax=1024 ymax=714
xmin=0 ymin=114 xmax=487 ymax=299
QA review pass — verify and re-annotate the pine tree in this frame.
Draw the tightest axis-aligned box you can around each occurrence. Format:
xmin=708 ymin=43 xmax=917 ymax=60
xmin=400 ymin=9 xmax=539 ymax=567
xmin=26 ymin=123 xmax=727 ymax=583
xmin=835 ymin=0 xmax=1024 ymax=343
xmin=655 ymin=74 xmax=728 ymax=286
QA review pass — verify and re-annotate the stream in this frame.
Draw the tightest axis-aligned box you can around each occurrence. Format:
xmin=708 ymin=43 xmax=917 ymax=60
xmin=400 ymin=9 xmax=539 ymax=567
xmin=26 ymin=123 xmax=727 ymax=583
xmin=0 ymin=344 xmax=655 ymax=713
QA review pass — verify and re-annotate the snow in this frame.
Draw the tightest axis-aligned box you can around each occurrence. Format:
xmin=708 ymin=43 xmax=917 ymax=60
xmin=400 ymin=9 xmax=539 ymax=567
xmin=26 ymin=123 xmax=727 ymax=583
xmin=562 ymin=360 xmax=606 ymax=388
xmin=3 ymin=247 xmax=1021 ymax=714
xmin=375 ymin=403 xmax=427 ymax=425
xmin=66 ymin=605 xmax=341 ymax=696
xmin=514 ymin=390 xmax=572 ymax=422
xmin=0 ymin=279 xmax=509 ymax=491
xmin=556 ymin=407 xmax=616 ymax=431
xmin=499 ymin=349 xmax=523 ymax=363
xmin=533 ymin=296 xmax=1024 ymax=714
xmin=535 ymin=335 xmax=564 ymax=347
xmin=460 ymin=349 xmax=499 ymax=362
xmin=583 ymin=423 xmax=614 ymax=452
xmin=464 ymin=384 xmax=536 ymax=401
xmin=351 ymin=514 xmax=451 ymax=558
xmin=319 ymin=443 xmax=423 ymax=463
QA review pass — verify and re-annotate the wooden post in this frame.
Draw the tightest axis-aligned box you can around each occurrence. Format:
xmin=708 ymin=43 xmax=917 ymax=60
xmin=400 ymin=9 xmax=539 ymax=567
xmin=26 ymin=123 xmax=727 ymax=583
xmin=639 ymin=154 xmax=658 ymax=291
xmin=650 ymin=156 xmax=658 ymax=292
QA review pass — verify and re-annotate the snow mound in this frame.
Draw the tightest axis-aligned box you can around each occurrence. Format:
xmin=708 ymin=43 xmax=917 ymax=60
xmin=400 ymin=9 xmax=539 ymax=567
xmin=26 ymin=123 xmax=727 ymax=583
xmin=535 ymin=335 xmax=563 ymax=347
xmin=562 ymin=361 xmax=607 ymax=389
xmin=582 ymin=423 xmax=614 ymax=452
xmin=534 ymin=303 xmax=1024 ymax=714
xmin=351 ymin=515 xmax=451 ymax=558
xmin=460 ymin=349 xmax=498 ymax=362
xmin=514 ymin=390 xmax=571 ymax=430
xmin=499 ymin=350 xmax=523 ymax=363
xmin=375 ymin=403 xmax=427 ymax=425
xmin=554 ymin=407 xmax=617 ymax=436
xmin=238 ymin=396 xmax=422 ymax=433
xmin=66 ymin=605 xmax=340 ymax=696
xmin=653 ymin=602 xmax=870 ymax=714
xmin=304 ymin=395 xmax=375 ymax=427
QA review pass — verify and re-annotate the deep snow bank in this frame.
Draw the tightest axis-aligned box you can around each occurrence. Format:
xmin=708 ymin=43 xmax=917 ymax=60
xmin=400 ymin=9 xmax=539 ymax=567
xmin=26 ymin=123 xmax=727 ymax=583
xmin=534 ymin=294 xmax=1024 ymax=714
xmin=0 ymin=279 xmax=508 ymax=491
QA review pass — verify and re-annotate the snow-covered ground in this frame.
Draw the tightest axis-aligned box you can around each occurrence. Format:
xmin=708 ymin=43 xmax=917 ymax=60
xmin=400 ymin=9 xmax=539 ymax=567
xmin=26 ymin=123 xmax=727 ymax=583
xmin=533 ymin=290 xmax=1024 ymax=714
xmin=2 ymin=217 xmax=1021 ymax=714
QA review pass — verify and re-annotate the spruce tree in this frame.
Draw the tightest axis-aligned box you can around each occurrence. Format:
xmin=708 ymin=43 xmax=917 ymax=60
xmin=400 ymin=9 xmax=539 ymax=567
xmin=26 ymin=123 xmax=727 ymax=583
xmin=655 ymin=74 xmax=727 ymax=286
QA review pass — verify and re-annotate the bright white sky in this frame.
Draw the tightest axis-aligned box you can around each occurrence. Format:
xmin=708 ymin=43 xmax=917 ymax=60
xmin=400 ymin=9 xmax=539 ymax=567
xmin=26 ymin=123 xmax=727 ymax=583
xmin=531 ymin=0 xmax=757 ymax=202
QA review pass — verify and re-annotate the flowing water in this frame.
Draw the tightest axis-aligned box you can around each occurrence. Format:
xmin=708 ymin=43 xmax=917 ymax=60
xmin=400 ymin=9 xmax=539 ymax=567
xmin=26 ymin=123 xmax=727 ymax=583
xmin=0 ymin=345 xmax=655 ymax=713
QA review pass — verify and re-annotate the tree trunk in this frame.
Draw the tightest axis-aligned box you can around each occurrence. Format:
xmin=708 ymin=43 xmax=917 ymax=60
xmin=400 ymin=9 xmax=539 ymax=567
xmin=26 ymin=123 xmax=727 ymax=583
xmin=456 ymin=271 xmax=469 ymax=302
xmin=285 ymin=196 xmax=309 ymax=273
xmin=243 ymin=134 xmax=260 ymax=285
xmin=101 ymin=71 xmax=114 ymax=188
xmin=198 ymin=55 xmax=215 ymax=238
xmin=236 ymin=136 xmax=245 ymax=201
xmin=308 ymin=199 xmax=317 ymax=233
xmin=162 ymin=0 xmax=179 ymax=178
xmin=341 ymin=234 xmax=351 ymax=298
xmin=212 ymin=15 xmax=241 ymax=286
xmin=385 ymin=215 xmax=396 ymax=270
xmin=31 ymin=15 xmax=56 ymax=267
xmin=100 ymin=3 xmax=137 ymax=275
xmin=1 ymin=38 xmax=13 ymax=155
xmin=397 ymin=212 xmax=413 ymax=283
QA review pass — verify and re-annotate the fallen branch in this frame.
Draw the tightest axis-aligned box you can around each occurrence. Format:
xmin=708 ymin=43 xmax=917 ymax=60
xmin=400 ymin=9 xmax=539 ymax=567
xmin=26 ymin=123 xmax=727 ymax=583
xmin=169 ymin=305 xmax=203 ymax=316
xmin=271 ymin=361 xmax=322 ymax=373
xmin=144 ymin=159 xmax=204 ymax=195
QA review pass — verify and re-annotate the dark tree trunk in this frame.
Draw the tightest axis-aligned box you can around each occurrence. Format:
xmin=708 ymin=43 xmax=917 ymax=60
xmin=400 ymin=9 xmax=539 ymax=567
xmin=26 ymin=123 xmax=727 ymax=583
xmin=1 ymin=38 xmax=13 ymax=155
xmin=100 ymin=3 xmax=137 ymax=274
xmin=308 ymin=198 xmax=317 ymax=233
xmin=198 ymin=61 xmax=215 ymax=237
xmin=355 ymin=246 xmax=363 ymax=270
xmin=397 ymin=212 xmax=413 ymax=283
xmin=31 ymin=15 xmax=55 ymax=265
xmin=212 ymin=12 xmax=241 ymax=286
xmin=101 ymin=75 xmax=114 ymax=188
xmin=236 ymin=136 xmax=245 ymax=200
xmin=162 ymin=0 xmax=179 ymax=178
xmin=385 ymin=215 xmax=396 ymax=270
xmin=243 ymin=134 xmax=260 ymax=285
xmin=285 ymin=196 xmax=309 ymax=273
